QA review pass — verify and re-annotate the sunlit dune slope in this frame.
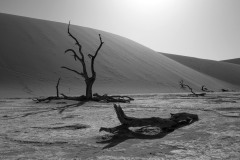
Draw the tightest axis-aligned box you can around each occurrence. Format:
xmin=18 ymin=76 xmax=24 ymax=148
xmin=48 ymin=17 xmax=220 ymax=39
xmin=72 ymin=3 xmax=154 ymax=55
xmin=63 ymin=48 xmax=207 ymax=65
xmin=0 ymin=13 xmax=239 ymax=98
xmin=161 ymin=53 xmax=240 ymax=88
xmin=222 ymin=58 xmax=240 ymax=66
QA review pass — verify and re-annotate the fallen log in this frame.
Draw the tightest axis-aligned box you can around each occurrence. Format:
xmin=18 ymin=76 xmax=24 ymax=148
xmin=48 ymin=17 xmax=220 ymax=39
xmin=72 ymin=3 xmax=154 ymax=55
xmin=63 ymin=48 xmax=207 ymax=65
xmin=33 ymin=93 xmax=134 ymax=103
xmin=188 ymin=93 xmax=206 ymax=97
xmin=100 ymin=104 xmax=198 ymax=133
xmin=92 ymin=93 xmax=134 ymax=103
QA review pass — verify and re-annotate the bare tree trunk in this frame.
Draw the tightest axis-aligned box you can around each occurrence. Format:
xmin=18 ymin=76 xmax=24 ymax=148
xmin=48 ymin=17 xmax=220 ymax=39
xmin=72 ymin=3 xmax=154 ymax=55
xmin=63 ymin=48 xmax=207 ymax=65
xmin=85 ymin=77 xmax=95 ymax=99
xmin=56 ymin=78 xmax=61 ymax=97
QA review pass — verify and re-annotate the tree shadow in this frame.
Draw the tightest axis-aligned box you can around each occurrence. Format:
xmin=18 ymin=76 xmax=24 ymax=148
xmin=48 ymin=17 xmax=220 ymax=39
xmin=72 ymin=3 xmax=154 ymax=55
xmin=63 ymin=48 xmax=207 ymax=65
xmin=57 ymin=101 xmax=86 ymax=114
xmin=97 ymin=121 xmax=195 ymax=149
xmin=2 ymin=101 xmax=86 ymax=120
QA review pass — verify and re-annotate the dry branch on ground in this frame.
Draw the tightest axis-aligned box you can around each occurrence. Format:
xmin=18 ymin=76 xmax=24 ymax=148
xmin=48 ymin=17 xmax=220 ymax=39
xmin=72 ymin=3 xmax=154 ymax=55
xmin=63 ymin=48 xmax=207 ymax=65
xmin=33 ymin=93 xmax=133 ymax=103
xmin=92 ymin=93 xmax=134 ymax=103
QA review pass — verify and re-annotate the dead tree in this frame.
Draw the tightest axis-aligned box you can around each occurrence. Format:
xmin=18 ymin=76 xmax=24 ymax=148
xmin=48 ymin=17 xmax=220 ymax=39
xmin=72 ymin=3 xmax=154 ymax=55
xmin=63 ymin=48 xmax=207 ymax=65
xmin=201 ymin=85 xmax=207 ymax=92
xmin=100 ymin=104 xmax=199 ymax=134
xmin=201 ymin=85 xmax=213 ymax=92
xmin=179 ymin=80 xmax=206 ymax=97
xmin=33 ymin=78 xmax=63 ymax=102
xmin=33 ymin=22 xmax=133 ymax=103
xmin=62 ymin=21 xmax=104 ymax=100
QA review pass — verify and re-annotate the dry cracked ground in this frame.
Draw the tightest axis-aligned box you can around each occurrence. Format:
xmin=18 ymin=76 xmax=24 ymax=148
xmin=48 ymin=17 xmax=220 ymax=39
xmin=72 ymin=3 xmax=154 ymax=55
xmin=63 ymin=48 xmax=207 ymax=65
xmin=0 ymin=92 xmax=240 ymax=160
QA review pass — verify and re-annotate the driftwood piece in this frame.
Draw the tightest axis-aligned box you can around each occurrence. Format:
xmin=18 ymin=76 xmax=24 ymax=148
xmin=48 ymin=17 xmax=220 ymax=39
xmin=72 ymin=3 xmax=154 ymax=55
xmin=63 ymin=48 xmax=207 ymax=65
xmin=100 ymin=104 xmax=198 ymax=134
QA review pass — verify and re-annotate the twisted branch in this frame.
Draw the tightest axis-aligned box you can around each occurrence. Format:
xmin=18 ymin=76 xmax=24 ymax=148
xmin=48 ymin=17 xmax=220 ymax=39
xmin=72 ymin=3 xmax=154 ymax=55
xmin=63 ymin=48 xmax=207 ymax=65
xmin=66 ymin=21 xmax=88 ymax=79
xmin=179 ymin=80 xmax=206 ymax=96
xmin=65 ymin=49 xmax=82 ymax=62
xmin=179 ymin=80 xmax=196 ymax=95
xmin=89 ymin=34 xmax=104 ymax=78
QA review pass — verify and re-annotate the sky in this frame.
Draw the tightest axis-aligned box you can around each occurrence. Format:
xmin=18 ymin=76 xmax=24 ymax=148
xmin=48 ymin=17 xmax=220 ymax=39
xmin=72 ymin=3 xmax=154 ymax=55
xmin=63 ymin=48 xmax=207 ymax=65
xmin=0 ymin=0 xmax=240 ymax=61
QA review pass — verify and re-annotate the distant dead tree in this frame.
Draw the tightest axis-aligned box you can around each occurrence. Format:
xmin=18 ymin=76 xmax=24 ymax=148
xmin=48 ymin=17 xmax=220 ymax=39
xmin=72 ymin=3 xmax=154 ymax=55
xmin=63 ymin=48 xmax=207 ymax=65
xmin=33 ymin=77 xmax=75 ymax=103
xmin=62 ymin=21 xmax=104 ymax=100
xmin=179 ymin=80 xmax=196 ymax=95
xmin=179 ymin=80 xmax=206 ymax=97
xmin=201 ymin=85 xmax=207 ymax=92
xmin=221 ymin=88 xmax=229 ymax=92
xmin=201 ymin=85 xmax=213 ymax=92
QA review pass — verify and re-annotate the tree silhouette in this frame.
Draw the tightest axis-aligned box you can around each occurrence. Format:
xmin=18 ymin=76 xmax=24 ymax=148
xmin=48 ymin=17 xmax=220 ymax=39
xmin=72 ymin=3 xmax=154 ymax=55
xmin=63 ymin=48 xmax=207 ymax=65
xmin=62 ymin=21 xmax=104 ymax=99
xmin=34 ymin=22 xmax=133 ymax=103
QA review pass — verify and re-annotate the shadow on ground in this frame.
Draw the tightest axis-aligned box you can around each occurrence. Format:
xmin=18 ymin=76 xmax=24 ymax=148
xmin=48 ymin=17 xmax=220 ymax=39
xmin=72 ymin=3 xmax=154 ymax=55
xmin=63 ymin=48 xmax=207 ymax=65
xmin=97 ymin=121 xmax=196 ymax=149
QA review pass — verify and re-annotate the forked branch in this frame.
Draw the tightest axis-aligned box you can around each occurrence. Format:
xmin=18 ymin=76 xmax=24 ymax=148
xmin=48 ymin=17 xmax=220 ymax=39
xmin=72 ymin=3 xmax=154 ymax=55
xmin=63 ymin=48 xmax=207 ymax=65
xmin=65 ymin=49 xmax=82 ymax=62
xmin=61 ymin=66 xmax=85 ymax=78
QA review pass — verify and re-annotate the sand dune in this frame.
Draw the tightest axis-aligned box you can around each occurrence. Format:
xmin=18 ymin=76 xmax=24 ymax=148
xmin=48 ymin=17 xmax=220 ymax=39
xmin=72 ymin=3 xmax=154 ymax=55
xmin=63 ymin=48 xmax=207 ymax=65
xmin=222 ymin=58 xmax=240 ymax=65
xmin=161 ymin=53 xmax=240 ymax=89
xmin=1 ymin=13 xmax=240 ymax=98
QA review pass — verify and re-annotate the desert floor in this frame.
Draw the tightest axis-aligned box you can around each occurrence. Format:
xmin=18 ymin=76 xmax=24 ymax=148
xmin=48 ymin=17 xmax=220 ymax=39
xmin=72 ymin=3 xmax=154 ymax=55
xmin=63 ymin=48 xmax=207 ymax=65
xmin=0 ymin=92 xmax=240 ymax=160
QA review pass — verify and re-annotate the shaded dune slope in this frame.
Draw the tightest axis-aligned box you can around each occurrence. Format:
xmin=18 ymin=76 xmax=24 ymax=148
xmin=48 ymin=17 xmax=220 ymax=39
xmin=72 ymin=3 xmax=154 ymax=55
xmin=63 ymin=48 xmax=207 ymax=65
xmin=161 ymin=53 xmax=240 ymax=89
xmin=222 ymin=58 xmax=240 ymax=66
xmin=0 ymin=13 xmax=239 ymax=98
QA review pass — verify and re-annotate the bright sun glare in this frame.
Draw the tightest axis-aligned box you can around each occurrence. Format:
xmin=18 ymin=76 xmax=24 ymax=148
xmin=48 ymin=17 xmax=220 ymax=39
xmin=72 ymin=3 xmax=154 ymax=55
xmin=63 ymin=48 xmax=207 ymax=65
xmin=123 ymin=0 xmax=176 ymax=14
